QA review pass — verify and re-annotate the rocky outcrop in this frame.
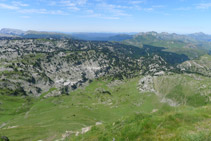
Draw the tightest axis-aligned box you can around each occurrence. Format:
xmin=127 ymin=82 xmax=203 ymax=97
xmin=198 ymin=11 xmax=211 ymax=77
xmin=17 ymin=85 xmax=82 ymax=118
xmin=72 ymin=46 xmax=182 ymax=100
xmin=178 ymin=55 xmax=211 ymax=77
xmin=138 ymin=75 xmax=179 ymax=107
xmin=138 ymin=75 xmax=155 ymax=93
xmin=0 ymin=39 xmax=186 ymax=97
xmin=1 ymin=136 xmax=9 ymax=141
xmin=0 ymin=39 xmax=144 ymax=96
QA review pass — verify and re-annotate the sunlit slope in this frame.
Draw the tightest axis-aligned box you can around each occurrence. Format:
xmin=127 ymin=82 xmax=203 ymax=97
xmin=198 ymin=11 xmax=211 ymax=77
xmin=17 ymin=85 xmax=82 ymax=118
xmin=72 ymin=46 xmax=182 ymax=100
xmin=179 ymin=54 xmax=211 ymax=77
xmin=72 ymin=105 xmax=211 ymax=141
xmin=0 ymin=77 xmax=167 ymax=140
xmin=122 ymin=32 xmax=211 ymax=59
xmin=71 ymin=74 xmax=211 ymax=141
xmin=0 ymin=73 xmax=210 ymax=140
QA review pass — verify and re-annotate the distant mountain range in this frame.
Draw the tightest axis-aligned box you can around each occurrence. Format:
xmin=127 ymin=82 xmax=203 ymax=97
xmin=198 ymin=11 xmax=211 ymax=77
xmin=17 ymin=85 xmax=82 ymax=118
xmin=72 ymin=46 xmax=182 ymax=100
xmin=0 ymin=28 xmax=136 ymax=41
xmin=0 ymin=28 xmax=211 ymax=140
xmin=0 ymin=28 xmax=72 ymax=39
xmin=1 ymin=28 xmax=211 ymax=41
xmin=70 ymin=33 xmax=134 ymax=41
xmin=0 ymin=28 xmax=25 ymax=36
xmin=122 ymin=31 xmax=211 ymax=59
xmin=189 ymin=32 xmax=211 ymax=41
xmin=1 ymin=28 xmax=211 ymax=59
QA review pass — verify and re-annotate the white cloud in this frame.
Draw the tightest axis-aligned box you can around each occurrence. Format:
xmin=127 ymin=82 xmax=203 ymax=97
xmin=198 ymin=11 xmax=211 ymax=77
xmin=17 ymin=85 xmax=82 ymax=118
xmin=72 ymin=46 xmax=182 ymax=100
xmin=12 ymin=1 xmax=29 ymax=7
xmin=59 ymin=0 xmax=87 ymax=11
xmin=48 ymin=1 xmax=57 ymax=6
xmin=196 ymin=3 xmax=211 ymax=9
xmin=0 ymin=1 xmax=68 ymax=16
xmin=86 ymin=10 xmax=94 ymax=14
xmin=77 ymin=0 xmax=87 ymax=5
xmin=144 ymin=8 xmax=153 ymax=11
xmin=84 ymin=8 xmax=121 ymax=20
xmin=103 ymin=16 xmax=120 ymax=20
xmin=0 ymin=0 xmax=162 ymax=18
xmin=49 ymin=0 xmax=87 ymax=6
xmin=152 ymin=5 xmax=165 ymax=8
xmin=60 ymin=0 xmax=76 ymax=7
xmin=97 ymin=3 xmax=131 ymax=16
xmin=0 ymin=1 xmax=29 ymax=10
xmin=85 ymin=13 xmax=120 ymax=20
xmin=129 ymin=0 xmax=144 ymax=5
xmin=0 ymin=3 xmax=19 ymax=9
xmin=135 ymin=6 xmax=163 ymax=12
xmin=68 ymin=7 xmax=80 ymax=10
xmin=18 ymin=9 xmax=68 ymax=15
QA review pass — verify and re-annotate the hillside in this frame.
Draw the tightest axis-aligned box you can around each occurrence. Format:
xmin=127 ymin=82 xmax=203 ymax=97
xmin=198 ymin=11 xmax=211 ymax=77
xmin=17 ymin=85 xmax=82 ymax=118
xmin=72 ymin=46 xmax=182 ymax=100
xmin=0 ymin=39 xmax=189 ymax=97
xmin=0 ymin=28 xmax=72 ymax=39
xmin=23 ymin=31 xmax=72 ymax=39
xmin=0 ymin=73 xmax=210 ymax=140
xmin=178 ymin=55 xmax=211 ymax=77
xmin=122 ymin=32 xmax=211 ymax=59
xmin=72 ymin=105 xmax=211 ymax=141
xmin=0 ymin=38 xmax=210 ymax=141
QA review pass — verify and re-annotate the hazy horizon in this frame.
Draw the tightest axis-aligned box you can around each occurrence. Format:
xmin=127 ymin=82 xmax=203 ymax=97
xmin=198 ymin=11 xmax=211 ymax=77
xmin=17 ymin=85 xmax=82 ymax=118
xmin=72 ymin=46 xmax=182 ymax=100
xmin=1 ymin=0 xmax=211 ymax=33
xmin=1 ymin=27 xmax=210 ymax=35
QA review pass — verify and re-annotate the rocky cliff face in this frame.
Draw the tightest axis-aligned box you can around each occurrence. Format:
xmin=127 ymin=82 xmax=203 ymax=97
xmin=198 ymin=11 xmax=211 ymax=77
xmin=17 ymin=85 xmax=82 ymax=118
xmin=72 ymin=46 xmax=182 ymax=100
xmin=0 ymin=39 xmax=189 ymax=96
xmin=178 ymin=55 xmax=211 ymax=77
xmin=0 ymin=39 xmax=141 ymax=96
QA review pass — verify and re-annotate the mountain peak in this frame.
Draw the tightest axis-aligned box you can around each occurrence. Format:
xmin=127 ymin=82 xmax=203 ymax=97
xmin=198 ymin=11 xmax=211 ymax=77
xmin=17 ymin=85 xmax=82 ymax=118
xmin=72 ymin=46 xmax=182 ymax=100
xmin=191 ymin=32 xmax=206 ymax=36
xmin=0 ymin=28 xmax=25 ymax=36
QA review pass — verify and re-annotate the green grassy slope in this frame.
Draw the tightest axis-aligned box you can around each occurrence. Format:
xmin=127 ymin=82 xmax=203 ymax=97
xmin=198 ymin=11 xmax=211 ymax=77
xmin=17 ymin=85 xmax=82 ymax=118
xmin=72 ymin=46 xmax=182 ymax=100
xmin=71 ymin=74 xmax=211 ymax=141
xmin=153 ymin=74 xmax=211 ymax=107
xmin=0 ymin=74 xmax=210 ymax=140
xmin=122 ymin=34 xmax=209 ymax=59
xmin=179 ymin=54 xmax=211 ymax=77
xmin=0 ymin=77 xmax=169 ymax=140
xmin=72 ymin=105 xmax=211 ymax=141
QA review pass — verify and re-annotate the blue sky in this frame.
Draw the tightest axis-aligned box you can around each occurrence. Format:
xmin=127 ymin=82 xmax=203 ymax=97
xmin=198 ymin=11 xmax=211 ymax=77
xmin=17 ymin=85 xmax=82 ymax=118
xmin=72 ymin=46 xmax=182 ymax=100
xmin=0 ymin=0 xmax=211 ymax=33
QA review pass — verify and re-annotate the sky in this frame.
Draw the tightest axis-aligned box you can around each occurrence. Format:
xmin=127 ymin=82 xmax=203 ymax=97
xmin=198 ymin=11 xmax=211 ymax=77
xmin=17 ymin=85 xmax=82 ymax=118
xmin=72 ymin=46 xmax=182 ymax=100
xmin=0 ymin=0 xmax=211 ymax=33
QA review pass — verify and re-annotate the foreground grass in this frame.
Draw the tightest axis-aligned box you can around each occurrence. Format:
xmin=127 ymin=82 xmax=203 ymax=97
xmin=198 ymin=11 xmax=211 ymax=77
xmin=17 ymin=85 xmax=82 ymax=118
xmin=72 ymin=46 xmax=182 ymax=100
xmin=71 ymin=105 xmax=211 ymax=141
xmin=0 ymin=74 xmax=210 ymax=140
xmin=0 ymin=77 xmax=168 ymax=140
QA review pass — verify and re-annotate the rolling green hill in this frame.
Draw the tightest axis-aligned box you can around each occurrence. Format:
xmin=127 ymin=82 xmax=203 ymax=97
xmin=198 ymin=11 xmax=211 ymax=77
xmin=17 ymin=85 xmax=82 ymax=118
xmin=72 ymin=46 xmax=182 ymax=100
xmin=0 ymin=73 xmax=210 ymax=140
xmin=178 ymin=54 xmax=211 ymax=77
xmin=72 ymin=105 xmax=211 ymax=141
xmin=122 ymin=32 xmax=211 ymax=59
xmin=0 ymin=38 xmax=210 ymax=141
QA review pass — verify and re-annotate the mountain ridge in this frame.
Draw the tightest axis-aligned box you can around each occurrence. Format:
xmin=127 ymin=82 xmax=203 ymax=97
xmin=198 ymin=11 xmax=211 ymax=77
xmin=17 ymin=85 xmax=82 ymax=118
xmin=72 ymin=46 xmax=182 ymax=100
xmin=0 ymin=28 xmax=211 ymax=141
xmin=1 ymin=28 xmax=211 ymax=41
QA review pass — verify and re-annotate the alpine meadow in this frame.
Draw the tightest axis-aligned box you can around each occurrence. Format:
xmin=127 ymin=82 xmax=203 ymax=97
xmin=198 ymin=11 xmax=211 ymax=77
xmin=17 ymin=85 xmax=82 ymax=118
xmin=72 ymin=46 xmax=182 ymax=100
xmin=0 ymin=0 xmax=211 ymax=141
